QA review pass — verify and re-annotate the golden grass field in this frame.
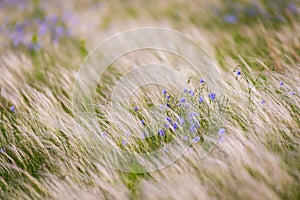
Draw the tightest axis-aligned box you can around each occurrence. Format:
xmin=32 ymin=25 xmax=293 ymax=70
xmin=0 ymin=0 xmax=299 ymax=199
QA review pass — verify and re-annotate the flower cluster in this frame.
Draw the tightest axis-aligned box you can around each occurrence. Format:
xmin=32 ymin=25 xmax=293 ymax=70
xmin=216 ymin=0 xmax=298 ymax=25
xmin=127 ymin=78 xmax=226 ymax=152
xmin=0 ymin=0 xmax=73 ymax=52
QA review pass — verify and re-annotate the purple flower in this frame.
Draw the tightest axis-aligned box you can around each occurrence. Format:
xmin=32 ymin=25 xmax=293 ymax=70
xmin=28 ymin=42 xmax=41 ymax=52
xmin=224 ymin=14 xmax=238 ymax=24
xmin=166 ymin=94 xmax=170 ymax=100
xmin=178 ymin=117 xmax=185 ymax=126
xmin=188 ymin=112 xmax=198 ymax=123
xmin=141 ymin=119 xmax=145 ymax=125
xmin=200 ymin=79 xmax=205 ymax=84
xmin=158 ymin=129 xmax=165 ymax=136
xmin=279 ymin=81 xmax=284 ymax=86
xmin=48 ymin=15 xmax=58 ymax=24
xmin=237 ymin=70 xmax=241 ymax=76
xmin=180 ymin=98 xmax=186 ymax=103
xmin=183 ymin=135 xmax=188 ymax=141
xmin=190 ymin=124 xmax=197 ymax=133
xmin=10 ymin=106 xmax=15 ymax=112
xmin=287 ymin=3 xmax=297 ymax=14
xmin=209 ymin=93 xmax=216 ymax=100
xmin=192 ymin=136 xmax=200 ymax=143
xmin=166 ymin=117 xmax=172 ymax=123
xmin=218 ymin=128 xmax=225 ymax=136
xmin=172 ymin=122 xmax=178 ymax=130
xmin=163 ymin=88 xmax=167 ymax=95
xmin=188 ymin=90 xmax=194 ymax=96
xmin=11 ymin=32 xmax=24 ymax=47
xmin=15 ymin=23 xmax=25 ymax=33
xmin=121 ymin=139 xmax=127 ymax=146
xmin=134 ymin=107 xmax=138 ymax=111
xmin=55 ymin=25 xmax=64 ymax=36
xmin=12 ymin=36 xmax=23 ymax=47
xmin=184 ymin=88 xmax=188 ymax=93
xmin=38 ymin=22 xmax=48 ymax=36
xmin=261 ymin=99 xmax=266 ymax=104
xmin=199 ymin=96 xmax=204 ymax=103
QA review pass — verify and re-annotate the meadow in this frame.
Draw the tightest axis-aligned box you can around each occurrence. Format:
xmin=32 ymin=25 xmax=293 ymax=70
xmin=0 ymin=0 xmax=299 ymax=199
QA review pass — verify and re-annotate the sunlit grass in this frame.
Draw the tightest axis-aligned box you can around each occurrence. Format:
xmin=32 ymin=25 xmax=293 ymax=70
xmin=0 ymin=0 xmax=299 ymax=199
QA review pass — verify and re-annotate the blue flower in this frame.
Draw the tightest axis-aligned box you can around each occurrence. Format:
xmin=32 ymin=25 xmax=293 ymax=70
xmin=224 ymin=14 xmax=238 ymax=24
xmin=166 ymin=94 xmax=170 ymax=100
xmin=279 ymin=81 xmax=284 ymax=86
xmin=184 ymin=88 xmax=188 ymax=93
xmin=218 ymin=128 xmax=225 ymax=136
xmin=199 ymin=96 xmax=204 ymax=103
xmin=134 ymin=107 xmax=138 ymax=111
xmin=163 ymin=88 xmax=167 ymax=95
xmin=166 ymin=103 xmax=170 ymax=108
xmin=192 ymin=136 xmax=201 ymax=143
xmin=178 ymin=117 xmax=185 ymax=126
xmin=188 ymin=90 xmax=194 ymax=96
xmin=10 ymin=106 xmax=15 ymax=112
xmin=287 ymin=3 xmax=297 ymax=14
xmin=141 ymin=119 xmax=145 ymax=125
xmin=38 ymin=22 xmax=48 ymax=36
xmin=55 ymin=25 xmax=64 ymax=36
xmin=237 ymin=70 xmax=241 ymax=76
xmin=190 ymin=124 xmax=197 ymax=133
xmin=188 ymin=112 xmax=198 ymax=124
xmin=28 ymin=42 xmax=41 ymax=52
xmin=48 ymin=15 xmax=58 ymax=24
xmin=209 ymin=93 xmax=216 ymax=100
xmin=200 ymin=79 xmax=205 ymax=84
xmin=183 ymin=135 xmax=189 ymax=141
xmin=14 ymin=22 xmax=26 ymax=33
xmin=11 ymin=31 xmax=24 ymax=47
xmin=166 ymin=117 xmax=172 ymax=123
xmin=158 ymin=129 xmax=165 ymax=136
xmin=121 ymin=139 xmax=127 ymax=146
xmin=180 ymin=98 xmax=186 ymax=103
xmin=261 ymin=99 xmax=266 ymax=104
xmin=172 ymin=122 xmax=178 ymax=130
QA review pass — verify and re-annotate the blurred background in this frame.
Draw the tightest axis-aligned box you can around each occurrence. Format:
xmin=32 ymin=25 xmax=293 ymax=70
xmin=0 ymin=0 xmax=299 ymax=52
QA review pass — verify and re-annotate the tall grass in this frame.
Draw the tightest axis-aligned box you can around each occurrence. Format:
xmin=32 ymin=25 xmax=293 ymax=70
xmin=0 ymin=0 xmax=299 ymax=199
